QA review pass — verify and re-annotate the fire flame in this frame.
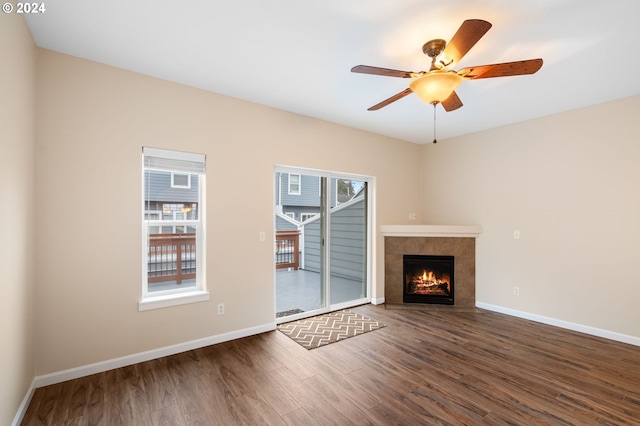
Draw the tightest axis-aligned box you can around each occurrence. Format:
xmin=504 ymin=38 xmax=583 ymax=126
xmin=408 ymin=268 xmax=450 ymax=295
xmin=412 ymin=269 xmax=449 ymax=290
xmin=422 ymin=270 xmax=436 ymax=282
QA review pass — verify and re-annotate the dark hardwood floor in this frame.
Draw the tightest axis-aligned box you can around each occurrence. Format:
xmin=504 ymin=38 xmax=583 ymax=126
xmin=22 ymin=304 xmax=640 ymax=425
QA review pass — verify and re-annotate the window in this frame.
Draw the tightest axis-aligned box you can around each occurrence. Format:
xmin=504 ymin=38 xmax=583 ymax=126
xmin=140 ymin=147 xmax=208 ymax=310
xmin=301 ymin=213 xmax=318 ymax=222
xmin=288 ymin=173 xmax=301 ymax=195
xmin=171 ymin=172 xmax=191 ymax=188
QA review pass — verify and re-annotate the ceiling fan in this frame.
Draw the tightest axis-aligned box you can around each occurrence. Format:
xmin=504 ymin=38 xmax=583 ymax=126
xmin=351 ymin=19 xmax=543 ymax=115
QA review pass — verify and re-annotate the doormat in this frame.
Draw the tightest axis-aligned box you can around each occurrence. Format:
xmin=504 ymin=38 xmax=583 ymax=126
xmin=277 ymin=309 xmax=386 ymax=350
xmin=276 ymin=308 xmax=305 ymax=318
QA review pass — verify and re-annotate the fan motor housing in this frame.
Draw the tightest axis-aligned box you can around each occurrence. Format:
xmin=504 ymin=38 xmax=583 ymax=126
xmin=422 ymin=39 xmax=446 ymax=58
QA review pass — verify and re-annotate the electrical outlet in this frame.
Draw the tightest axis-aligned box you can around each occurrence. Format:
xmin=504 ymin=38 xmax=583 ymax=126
xmin=217 ymin=303 xmax=225 ymax=315
xmin=513 ymin=230 xmax=521 ymax=240
xmin=259 ymin=231 xmax=266 ymax=242
xmin=513 ymin=287 xmax=520 ymax=296
xmin=409 ymin=213 xmax=417 ymax=220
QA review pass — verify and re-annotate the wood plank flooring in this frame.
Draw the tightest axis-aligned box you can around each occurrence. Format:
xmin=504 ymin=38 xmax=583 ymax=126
xmin=22 ymin=304 xmax=640 ymax=425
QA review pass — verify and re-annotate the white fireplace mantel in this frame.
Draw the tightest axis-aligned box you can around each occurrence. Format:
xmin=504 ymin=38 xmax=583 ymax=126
xmin=380 ymin=225 xmax=482 ymax=238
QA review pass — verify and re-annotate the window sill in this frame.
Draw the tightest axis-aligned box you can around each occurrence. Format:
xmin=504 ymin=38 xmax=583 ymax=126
xmin=138 ymin=290 xmax=210 ymax=311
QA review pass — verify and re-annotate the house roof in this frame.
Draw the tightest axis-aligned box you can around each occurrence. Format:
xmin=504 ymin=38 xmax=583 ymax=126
xmin=24 ymin=1 xmax=640 ymax=144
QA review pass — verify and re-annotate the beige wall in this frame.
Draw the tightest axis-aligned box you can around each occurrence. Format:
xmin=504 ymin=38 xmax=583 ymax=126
xmin=34 ymin=49 xmax=422 ymax=375
xmin=421 ymin=96 xmax=640 ymax=338
xmin=0 ymin=12 xmax=37 ymax=425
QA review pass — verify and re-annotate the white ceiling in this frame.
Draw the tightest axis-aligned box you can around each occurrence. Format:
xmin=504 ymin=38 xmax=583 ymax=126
xmin=24 ymin=0 xmax=640 ymax=144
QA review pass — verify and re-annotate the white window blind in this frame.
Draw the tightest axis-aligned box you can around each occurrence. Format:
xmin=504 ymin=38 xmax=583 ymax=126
xmin=142 ymin=147 xmax=205 ymax=174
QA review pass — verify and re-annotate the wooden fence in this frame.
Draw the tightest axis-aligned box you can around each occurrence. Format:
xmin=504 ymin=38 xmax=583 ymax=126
xmin=275 ymin=230 xmax=300 ymax=270
xmin=148 ymin=231 xmax=298 ymax=281
xmin=148 ymin=233 xmax=196 ymax=284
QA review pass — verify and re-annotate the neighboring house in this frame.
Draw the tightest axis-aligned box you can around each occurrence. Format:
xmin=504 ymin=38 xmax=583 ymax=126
xmin=274 ymin=172 xmax=359 ymax=227
xmin=275 ymin=172 xmax=327 ymax=225
xmin=302 ymin=191 xmax=366 ymax=281
xmin=143 ymin=170 xmax=199 ymax=233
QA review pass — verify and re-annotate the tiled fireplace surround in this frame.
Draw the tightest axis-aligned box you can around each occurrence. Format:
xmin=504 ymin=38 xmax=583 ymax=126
xmin=381 ymin=225 xmax=482 ymax=308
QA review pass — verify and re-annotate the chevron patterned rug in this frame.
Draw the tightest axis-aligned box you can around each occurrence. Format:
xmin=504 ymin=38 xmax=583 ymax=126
xmin=277 ymin=309 xmax=386 ymax=350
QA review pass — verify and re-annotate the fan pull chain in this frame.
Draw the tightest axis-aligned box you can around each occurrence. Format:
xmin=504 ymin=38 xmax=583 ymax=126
xmin=432 ymin=102 xmax=437 ymax=144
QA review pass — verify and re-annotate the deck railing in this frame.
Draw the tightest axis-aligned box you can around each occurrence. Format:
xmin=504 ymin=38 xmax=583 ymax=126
xmin=275 ymin=230 xmax=300 ymax=270
xmin=148 ymin=233 xmax=196 ymax=284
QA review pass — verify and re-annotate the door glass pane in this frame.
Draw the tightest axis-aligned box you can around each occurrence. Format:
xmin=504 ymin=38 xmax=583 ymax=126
xmin=275 ymin=172 xmax=326 ymax=317
xmin=329 ymin=179 xmax=367 ymax=305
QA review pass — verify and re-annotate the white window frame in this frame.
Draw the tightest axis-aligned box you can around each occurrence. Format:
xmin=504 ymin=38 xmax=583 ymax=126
xmin=144 ymin=210 xmax=162 ymax=234
xmin=140 ymin=147 xmax=208 ymax=311
xmin=288 ymin=173 xmax=301 ymax=195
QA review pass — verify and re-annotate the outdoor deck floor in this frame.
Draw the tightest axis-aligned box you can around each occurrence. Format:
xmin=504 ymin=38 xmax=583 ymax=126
xmin=276 ymin=268 xmax=365 ymax=316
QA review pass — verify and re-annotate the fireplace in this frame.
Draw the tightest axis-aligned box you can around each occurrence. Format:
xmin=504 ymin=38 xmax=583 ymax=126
xmin=382 ymin=225 xmax=481 ymax=308
xmin=403 ymin=255 xmax=454 ymax=305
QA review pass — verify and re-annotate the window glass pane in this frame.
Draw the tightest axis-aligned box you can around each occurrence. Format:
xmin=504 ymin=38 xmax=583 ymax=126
xmin=172 ymin=173 xmax=190 ymax=188
xmin=289 ymin=173 xmax=300 ymax=194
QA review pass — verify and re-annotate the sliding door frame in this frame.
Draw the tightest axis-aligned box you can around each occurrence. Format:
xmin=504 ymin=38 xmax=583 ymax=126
xmin=274 ymin=165 xmax=374 ymax=323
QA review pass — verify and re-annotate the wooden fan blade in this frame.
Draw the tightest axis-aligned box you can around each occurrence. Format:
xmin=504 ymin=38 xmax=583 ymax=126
xmin=367 ymin=88 xmax=413 ymax=111
xmin=442 ymin=19 xmax=492 ymax=67
xmin=441 ymin=91 xmax=463 ymax=112
xmin=458 ymin=58 xmax=543 ymax=79
xmin=351 ymin=65 xmax=414 ymax=78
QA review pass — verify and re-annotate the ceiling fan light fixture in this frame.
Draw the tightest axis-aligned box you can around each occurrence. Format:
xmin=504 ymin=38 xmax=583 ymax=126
xmin=409 ymin=71 xmax=463 ymax=104
xmin=352 ymin=19 xmax=541 ymax=112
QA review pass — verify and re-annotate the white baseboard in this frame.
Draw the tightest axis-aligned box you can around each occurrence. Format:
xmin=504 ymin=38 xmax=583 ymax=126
xmin=476 ymin=301 xmax=640 ymax=347
xmin=12 ymin=379 xmax=36 ymax=426
xmin=33 ymin=322 xmax=275 ymax=389
xmin=371 ymin=297 xmax=385 ymax=305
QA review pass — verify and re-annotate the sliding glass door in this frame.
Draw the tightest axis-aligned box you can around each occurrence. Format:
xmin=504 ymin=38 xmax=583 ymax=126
xmin=274 ymin=167 xmax=370 ymax=321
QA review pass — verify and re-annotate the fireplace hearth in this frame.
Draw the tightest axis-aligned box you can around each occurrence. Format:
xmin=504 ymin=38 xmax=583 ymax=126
xmin=403 ymin=255 xmax=454 ymax=305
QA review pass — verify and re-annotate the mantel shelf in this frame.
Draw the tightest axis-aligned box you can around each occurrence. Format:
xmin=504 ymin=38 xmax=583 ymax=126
xmin=380 ymin=225 xmax=482 ymax=238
